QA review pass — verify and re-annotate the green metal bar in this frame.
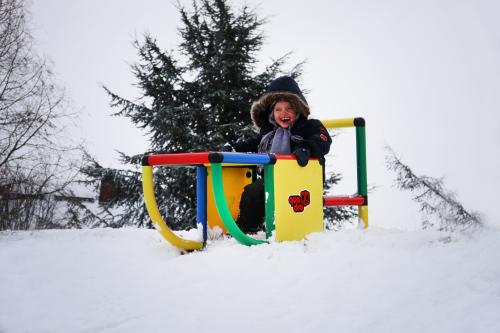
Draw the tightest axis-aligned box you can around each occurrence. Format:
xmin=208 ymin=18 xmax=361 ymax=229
xmin=210 ymin=163 xmax=267 ymax=246
xmin=355 ymin=126 xmax=368 ymax=197
xmin=264 ymin=164 xmax=275 ymax=239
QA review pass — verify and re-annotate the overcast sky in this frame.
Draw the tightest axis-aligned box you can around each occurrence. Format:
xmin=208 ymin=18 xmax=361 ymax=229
xmin=30 ymin=0 xmax=500 ymax=228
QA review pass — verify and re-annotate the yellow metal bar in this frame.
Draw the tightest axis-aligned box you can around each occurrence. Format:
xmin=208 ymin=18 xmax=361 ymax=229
xmin=142 ymin=166 xmax=204 ymax=251
xmin=321 ymin=118 xmax=355 ymax=129
xmin=358 ymin=205 xmax=368 ymax=229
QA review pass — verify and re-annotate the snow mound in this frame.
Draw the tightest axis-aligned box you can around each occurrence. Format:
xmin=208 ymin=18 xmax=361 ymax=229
xmin=1 ymin=227 xmax=499 ymax=332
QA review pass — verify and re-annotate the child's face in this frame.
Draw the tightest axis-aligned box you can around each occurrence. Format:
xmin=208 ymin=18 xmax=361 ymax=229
xmin=273 ymin=101 xmax=297 ymax=128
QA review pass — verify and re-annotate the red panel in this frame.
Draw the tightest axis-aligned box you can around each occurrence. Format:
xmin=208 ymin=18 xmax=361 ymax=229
xmin=148 ymin=152 xmax=210 ymax=166
xmin=324 ymin=196 xmax=365 ymax=206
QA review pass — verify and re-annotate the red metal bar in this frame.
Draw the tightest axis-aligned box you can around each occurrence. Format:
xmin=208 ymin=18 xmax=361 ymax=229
xmin=274 ymin=154 xmax=318 ymax=161
xmin=274 ymin=154 xmax=296 ymax=160
xmin=147 ymin=152 xmax=211 ymax=166
xmin=324 ymin=196 xmax=365 ymax=206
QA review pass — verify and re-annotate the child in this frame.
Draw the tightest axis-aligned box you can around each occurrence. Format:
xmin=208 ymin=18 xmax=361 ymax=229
xmin=222 ymin=76 xmax=332 ymax=232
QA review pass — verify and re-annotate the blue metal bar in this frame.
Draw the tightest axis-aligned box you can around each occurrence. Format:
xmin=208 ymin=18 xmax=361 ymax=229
xmin=196 ymin=166 xmax=207 ymax=242
xmin=221 ymin=153 xmax=272 ymax=165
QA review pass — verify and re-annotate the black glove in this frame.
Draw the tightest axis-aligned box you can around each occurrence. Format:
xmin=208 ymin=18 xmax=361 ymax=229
xmin=220 ymin=143 xmax=234 ymax=152
xmin=293 ymin=147 xmax=310 ymax=167
xmin=291 ymin=135 xmax=305 ymax=144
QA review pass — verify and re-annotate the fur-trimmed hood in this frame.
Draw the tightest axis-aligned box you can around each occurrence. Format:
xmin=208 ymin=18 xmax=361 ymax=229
xmin=250 ymin=76 xmax=310 ymax=129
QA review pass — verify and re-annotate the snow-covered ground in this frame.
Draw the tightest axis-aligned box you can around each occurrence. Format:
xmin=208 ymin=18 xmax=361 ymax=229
xmin=1 ymin=227 xmax=499 ymax=333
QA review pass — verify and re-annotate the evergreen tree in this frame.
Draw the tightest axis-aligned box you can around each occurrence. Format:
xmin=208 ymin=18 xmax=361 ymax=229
xmin=323 ymin=171 xmax=357 ymax=230
xmin=386 ymin=146 xmax=482 ymax=232
xmin=82 ymin=0 xmax=353 ymax=230
xmin=82 ymin=0 xmax=300 ymax=229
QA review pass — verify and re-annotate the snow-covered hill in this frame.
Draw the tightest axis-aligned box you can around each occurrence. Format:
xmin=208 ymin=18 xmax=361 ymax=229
xmin=1 ymin=227 xmax=499 ymax=333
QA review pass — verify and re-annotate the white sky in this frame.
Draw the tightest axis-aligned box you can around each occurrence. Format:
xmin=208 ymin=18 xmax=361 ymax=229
xmin=30 ymin=0 xmax=500 ymax=228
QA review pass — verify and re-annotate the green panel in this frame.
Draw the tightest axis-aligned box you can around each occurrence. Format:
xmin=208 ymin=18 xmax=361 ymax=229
xmin=355 ymin=126 xmax=368 ymax=196
xmin=210 ymin=163 xmax=267 ymax=246
xmin=264 ymin=164 xmax=275 ymax=239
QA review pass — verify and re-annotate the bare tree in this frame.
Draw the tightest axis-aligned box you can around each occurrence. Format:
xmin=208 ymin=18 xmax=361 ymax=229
xmin=386 ymin=146 xmax=482 ymax=232
xmin=0 ymin=0 xmax=87 ymax=230
xmin=0 ymin=0 xmax=64 ymax=168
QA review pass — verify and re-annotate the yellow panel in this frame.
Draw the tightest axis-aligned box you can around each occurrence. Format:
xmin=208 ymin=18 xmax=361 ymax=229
xmin=207 ymin=166 xmax=253 ymax=233
xmin=273 ymin=159 xmax=324 ymax=241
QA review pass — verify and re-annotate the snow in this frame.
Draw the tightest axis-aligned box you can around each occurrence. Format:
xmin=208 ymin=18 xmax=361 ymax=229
xmin=1 ymin=227 xmax=500 ymax=333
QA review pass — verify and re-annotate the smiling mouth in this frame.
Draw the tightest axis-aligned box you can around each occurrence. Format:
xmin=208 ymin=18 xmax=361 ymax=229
xmin=280 ymin=117 xmax=291 ymax=123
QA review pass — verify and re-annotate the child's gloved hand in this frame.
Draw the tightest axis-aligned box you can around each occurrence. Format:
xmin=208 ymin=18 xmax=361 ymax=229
xmin=220 ymin=143 xmax=234 ymax=152
xmin=291 ymin=135 xmax=304 ymax=144
xmin=293 ymin=147 xmax=310 ymax=167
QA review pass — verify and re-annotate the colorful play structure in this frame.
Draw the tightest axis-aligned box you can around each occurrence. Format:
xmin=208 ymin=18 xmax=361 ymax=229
xmin=142 ymin=117 xmax=368 ymax=250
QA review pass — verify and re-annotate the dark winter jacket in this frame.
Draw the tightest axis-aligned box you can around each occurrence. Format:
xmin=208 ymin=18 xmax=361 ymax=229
xmin=232 ymin=76 xmax=332 ymax=158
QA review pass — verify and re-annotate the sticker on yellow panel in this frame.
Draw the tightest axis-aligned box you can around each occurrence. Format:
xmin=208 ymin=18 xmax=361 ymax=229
xmin=273 ymin=158 xmax=324 ymax=242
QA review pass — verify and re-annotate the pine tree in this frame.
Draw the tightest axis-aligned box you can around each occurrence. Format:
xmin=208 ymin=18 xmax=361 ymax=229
xmin=386 ymin=147 xmax=482 ymax=232
xmin=82 ymin=0 xmax=354 ymax=230
xmin=82 ymin=0 xmax=302 ymax=229
xmin=323 ymin=172 xmax=357 ymax=230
